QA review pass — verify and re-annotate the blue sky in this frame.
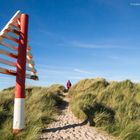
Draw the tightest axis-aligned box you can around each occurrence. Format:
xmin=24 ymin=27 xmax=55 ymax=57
xmin=0 ymin=0 xmax=140 ymax=89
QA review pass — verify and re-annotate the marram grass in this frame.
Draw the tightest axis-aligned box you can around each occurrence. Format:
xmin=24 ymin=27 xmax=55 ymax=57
xmin=0 ymin=84 xmax=65 ymax=140
xmin=69 ymin=78 xmax=140 ymax=140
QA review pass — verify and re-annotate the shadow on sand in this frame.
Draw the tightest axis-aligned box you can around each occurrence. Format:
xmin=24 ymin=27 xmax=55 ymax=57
xmin=42 ymin=120 xmax=87 ymax=133
xmin=42 ymin=95 xmax=87 ymax=133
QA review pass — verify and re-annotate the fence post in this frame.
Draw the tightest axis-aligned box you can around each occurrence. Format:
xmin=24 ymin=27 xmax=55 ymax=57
xmin=13 ymin=14 xmax=28 ymax=133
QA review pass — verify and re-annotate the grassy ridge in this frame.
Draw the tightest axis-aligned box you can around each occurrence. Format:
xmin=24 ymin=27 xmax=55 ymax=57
xmin=69 ymin=78 xmax=140 ymax=140
xmin=0 ymin=84 xmax=65 ymax=140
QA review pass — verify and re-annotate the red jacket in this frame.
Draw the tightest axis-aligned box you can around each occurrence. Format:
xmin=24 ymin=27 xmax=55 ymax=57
xmin=67 ymin=81 xmax=71 ymax=89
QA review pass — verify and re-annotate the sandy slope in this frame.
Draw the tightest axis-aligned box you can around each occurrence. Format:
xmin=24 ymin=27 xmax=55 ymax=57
xmin=41 ymin=93 xmax=117 ymax=140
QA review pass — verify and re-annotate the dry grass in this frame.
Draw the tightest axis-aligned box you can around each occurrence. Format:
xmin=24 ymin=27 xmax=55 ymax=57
xmin=69 ymin=78 xmax=140 ymax=140
xmin=0 ymin=84 xmax=65 ymax=140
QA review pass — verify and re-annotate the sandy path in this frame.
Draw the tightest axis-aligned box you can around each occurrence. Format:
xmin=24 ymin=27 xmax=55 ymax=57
xmin=41 ymin=94 xmax=117 ymax=140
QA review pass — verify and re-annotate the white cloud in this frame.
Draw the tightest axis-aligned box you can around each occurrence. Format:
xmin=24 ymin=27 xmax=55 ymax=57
xmin=130 ymin=2 xmax=140 ymax=6
xmin=74 ymin=68 xmax=94 ymax=75
xmin=71 ymin=41 xmax=125 ymax=49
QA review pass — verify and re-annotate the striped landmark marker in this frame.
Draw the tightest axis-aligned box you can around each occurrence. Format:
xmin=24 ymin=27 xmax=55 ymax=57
xmin=13 ymin=14 xmax=28 ymax=133
xmin=0 ymin=11 xmax=38 ymax=133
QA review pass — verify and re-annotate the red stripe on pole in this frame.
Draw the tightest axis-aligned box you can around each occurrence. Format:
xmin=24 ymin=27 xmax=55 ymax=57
xmin=0 ymin=58 xmax=16 ymax=67
xmin=15 ymin=14 xmax=28 ymax=98
xmin=0 ymin=41 xmax=18 ymax=51
xmin=1 ymin=34 xmax=19 ymax=43
xmin=0 ymin=67 xmax=16 ymax=76
xmin=0 ymin=49 xmax=17 ymax=59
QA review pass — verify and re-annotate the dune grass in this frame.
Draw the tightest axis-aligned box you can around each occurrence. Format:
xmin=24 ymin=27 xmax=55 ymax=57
xmin=69 ymin=78 xmax=140 ymax=140
xmin=0 ymin=84 xmax=65 ymax=140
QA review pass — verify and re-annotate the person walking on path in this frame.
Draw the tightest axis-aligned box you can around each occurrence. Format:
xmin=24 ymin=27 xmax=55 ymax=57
xmin=66 ymin=80 xmax=72 ymax=91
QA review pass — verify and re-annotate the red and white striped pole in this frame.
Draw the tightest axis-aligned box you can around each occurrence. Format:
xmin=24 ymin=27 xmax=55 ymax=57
xmin=13 ymin=14 xmax=28 ymax=133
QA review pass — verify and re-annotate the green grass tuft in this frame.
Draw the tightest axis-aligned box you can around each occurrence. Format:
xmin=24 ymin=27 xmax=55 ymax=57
xmin=0 ymin=85 xmax=65 ymax=140
xmin=69 ymin=78 xmax=140 ymax=140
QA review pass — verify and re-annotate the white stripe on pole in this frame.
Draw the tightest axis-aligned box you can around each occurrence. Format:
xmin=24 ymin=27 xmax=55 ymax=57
xmin=13 ymin=98 xmax=25 ymax=130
